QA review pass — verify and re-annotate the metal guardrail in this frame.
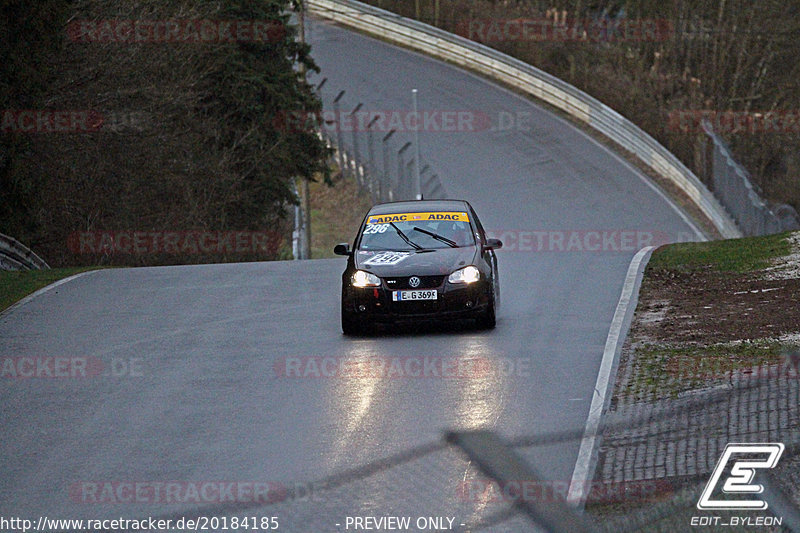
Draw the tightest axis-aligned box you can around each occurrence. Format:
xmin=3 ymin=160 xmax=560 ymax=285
xmin=306 ymin=0 xmax=742 ymax=239
xmin=0 ymin=233 xmax=49 ymax=271
xmin=702 ymin=120 xmax=800 ymax=236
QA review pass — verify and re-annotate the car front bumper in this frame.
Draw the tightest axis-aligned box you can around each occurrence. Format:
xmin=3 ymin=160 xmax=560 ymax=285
xmin=343 ymin=280 xmax=491 ymax=322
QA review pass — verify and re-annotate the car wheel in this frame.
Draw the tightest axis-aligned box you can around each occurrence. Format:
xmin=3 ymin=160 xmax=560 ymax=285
xmin=342 ymin=309 xmax=365 ymax=336
xmin=476 ymin=292 xmax=496 ymax=330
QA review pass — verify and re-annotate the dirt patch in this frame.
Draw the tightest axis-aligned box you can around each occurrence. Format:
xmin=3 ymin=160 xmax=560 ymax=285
xmin=764 ymin=232 xmax=800 ymax=280
xmin=638 ymin=268 xmax=800 ymax=344
xmin=310 ymin=174 xmax=373 ymax=259
xmin=611 ymin=231 xmax=800 ymax=403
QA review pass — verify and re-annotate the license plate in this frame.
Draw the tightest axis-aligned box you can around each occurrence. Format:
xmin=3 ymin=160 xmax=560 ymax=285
xmin=392 ymin=290 xmax=437 ymax=301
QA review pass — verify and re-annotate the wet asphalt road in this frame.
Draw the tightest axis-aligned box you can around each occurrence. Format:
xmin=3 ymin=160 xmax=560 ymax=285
xmin=0 ymin=17 xmax=702 ymax=532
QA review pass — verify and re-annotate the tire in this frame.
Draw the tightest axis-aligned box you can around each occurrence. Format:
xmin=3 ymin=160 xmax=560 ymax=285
xmin=341 ymin=309 xmax=364 ymax=336
xmin=476 ymin=291 xmax=496 ymax=330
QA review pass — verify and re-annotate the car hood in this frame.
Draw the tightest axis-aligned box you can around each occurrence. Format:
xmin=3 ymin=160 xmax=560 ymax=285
xmin=354 ymin=247 xmax=479 ymax=277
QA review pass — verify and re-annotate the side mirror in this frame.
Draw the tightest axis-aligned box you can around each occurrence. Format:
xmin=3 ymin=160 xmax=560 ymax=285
xmin=333 ymin=243 xmax=352 ymax=256
xmin=484 ymin=238 xmax=503 ymax=250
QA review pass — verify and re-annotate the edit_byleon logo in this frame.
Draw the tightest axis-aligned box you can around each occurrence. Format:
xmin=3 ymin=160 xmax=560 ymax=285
xmin=697 ymin=443 xmax=784 ymax=511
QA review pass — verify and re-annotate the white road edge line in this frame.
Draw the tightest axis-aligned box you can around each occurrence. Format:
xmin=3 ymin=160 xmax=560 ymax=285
xmin=566 ymin=246 xmax=655 ymax=507
xmin=0 ymin=269 xmax=101 ymax=320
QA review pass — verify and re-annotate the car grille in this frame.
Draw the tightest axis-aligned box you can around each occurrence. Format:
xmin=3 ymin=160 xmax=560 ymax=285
xmin=390 ymin=300 xmax=440 ymax=314
xmin=384 ymin=275 xmax=445 ymax=289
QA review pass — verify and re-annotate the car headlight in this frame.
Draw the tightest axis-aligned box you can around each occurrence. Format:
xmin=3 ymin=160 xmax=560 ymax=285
xmin=448 ymin=265 xmax=480 ymax=284
xmin=352 ymin=270 xmax=381 ymax=287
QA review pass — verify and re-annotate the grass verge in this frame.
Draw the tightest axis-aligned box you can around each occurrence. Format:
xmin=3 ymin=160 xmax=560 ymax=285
xmin=309 ymin=174 xmax=374 ymax=259
xmin=648 ymin=231 xmax=791 ymax=273
xmin=626 ymin=340 xmax=787 ymax=399
xmin=0 ymin=267 xmax=103 ymax=314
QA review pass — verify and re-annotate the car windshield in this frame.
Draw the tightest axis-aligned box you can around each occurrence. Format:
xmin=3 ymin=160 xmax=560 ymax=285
xmin=359 ymin=216 xmax=475 ymax=251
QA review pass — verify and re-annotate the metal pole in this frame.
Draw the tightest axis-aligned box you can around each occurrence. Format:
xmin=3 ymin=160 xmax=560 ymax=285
xmin=350 ymin=103 xmax=363 ymax=185
xmin=382 ymin=129 xmax=396 ymax=202
xmin=406 ymin=159 xmax=414 ymax=200
xmin=398 ymin=141 xmax=412 ymax=200
xmin=292 ymin=180 xmax=301 ymax=259
xmin=366 ymin=115 xmax=379 ymax=201
xmin=420 ymin=163 xmax=430 ymax=197
xmin=333 ymin=90 xmax=346 ymax=178
xmin=296 ymin=0 xmax=311 ymax=259
xmin=314 ymin=77 xmax=328 ymax=135
xmin=411 ymin=89 xmax=422 ymax=199
xmin=298 ymin=180 xmax=311 ymax=259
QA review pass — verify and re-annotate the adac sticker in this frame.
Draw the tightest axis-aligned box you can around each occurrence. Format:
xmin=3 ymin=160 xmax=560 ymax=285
xmin=367 ymin=211 xmax=470 ymax=224
xmin=363 ymin=251 xmax=411 ymax=266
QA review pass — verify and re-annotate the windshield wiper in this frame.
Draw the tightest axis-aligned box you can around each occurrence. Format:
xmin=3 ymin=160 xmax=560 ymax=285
xmin=412 ymin=226 xmax=458 ymax=248
xmin=389 ymin=222 xmax=423 ymax=250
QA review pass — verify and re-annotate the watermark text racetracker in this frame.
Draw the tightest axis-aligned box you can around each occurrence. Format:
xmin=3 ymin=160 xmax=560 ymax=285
xmin=0 ymin=357 xmax=142 ymax=378
xmin=276 ymin=110 xmax=565 ymax=133
xmin=458 ymin=479 xmax=673 ymax=504
xmin=485 ymin=229 xmax=694 ymax=252
xmin=2 ymin=110 xmax=103 ymax=133
xmin=456 ymin=18 xmax=673 ymax=43
xmin=668 ymin=110 xmax=800 ymax=135
xmin=277 ymin=109 xmax=492 ymax=133
xmin=67 ymin=19 xmax=286 ymax=44
xmin=70 ymin=481 xmax=287 ymax=505
xmin=2 ymin=110 xmax=152 ymax=134
xmin=667 ymin=356 xmax=800 ymax=381
xmin=68 ymin=230 xmax=282 ymax=256
xmin=273 ymin=356 xmax=531 ymax=379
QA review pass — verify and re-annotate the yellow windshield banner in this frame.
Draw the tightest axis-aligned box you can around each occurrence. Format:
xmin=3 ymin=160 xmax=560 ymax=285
xmin=367 ymin=211 xmax=470 ymax=224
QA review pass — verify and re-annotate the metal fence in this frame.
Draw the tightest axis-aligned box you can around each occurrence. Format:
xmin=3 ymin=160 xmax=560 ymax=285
xmin=309 ymin=0 xmax=800 ymax=241
xmin=306 ymin=0 xmax=741 ymax=239
xmin=590 ymin=356 xmax=800 ymax=532
xmin=314 ymin=81 xmax=447 ymax=203
xmin=702 ymin=120 xmax=800 ymax=236
xmin=143 ymin=357 xmax=800 ymax=532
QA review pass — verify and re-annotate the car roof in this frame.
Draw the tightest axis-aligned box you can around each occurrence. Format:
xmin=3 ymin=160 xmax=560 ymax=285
xmin=367 ymin=199 xmax=471 ymax=215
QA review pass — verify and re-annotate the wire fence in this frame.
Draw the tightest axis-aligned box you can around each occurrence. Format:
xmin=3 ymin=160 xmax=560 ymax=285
xmin=306 ymin=0 xmax=741 ymax=238
xmin=700 ymin=121 xmax=800 ymax=237
xmin=136 ymin=352 xmax=800 ymax=533
xmin=314 ymin=79 xmax=447 ymax=204
xmin=309 ymin=0 xmax=800 ymax=240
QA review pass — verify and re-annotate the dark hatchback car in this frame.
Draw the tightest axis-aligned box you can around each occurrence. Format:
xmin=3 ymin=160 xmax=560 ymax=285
xmin=334 ymin=199 xmax=502 ymax=335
